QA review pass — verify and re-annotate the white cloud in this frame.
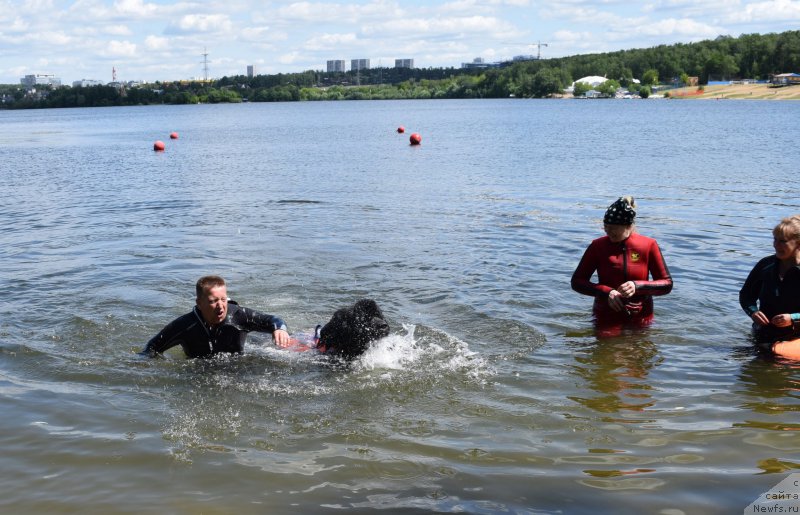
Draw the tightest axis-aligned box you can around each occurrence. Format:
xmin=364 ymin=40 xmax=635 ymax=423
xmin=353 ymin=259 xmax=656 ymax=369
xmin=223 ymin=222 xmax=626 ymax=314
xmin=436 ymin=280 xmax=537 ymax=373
xmin=1 ymin=0 xmax=799 ymax=84
xmin=724 ymin=0 xmax=800 ymax=22
xmin=634 ymin=17 xmax=724 ymax=38
xmin=647 ymin=0 xmax=745 ymax=15
xmin=101 ymin=39 xmax=138 ymax=57
xmin=553 ymin=29 xmax=593 ymax=44
xmin=144 ymin=35 xmax=169 ymax=50
xmin=305 ymin=32 xmax=359 ymax=50
xmin=440 ymin=0 xmax=529 ymax=13
xmin=5 ymin=17 xmax=30 ymax=33
xmin=276 ymin=2 xmax=352 ymax=22
xmin=104 ymin=24 xmax=133 ymax=36
xmin=363 ymin=15 xmax=518 ymax=38
xmin=40 ymin=31 xmax=73 ymax=46
xmin=66 ymin=0 xmax=194 ymax=22
xmin=277 ymin=51 xmax=303 ymax=64
xmin=544 ymin=4 xmax=722 ymax=43
xmin=238 ymin=26 xmax=272 ymax=42
xmin=17 ymin=0 xmax=56 ymax=14
xmin=112 ymin=0 xmax=161 ymax=16
xmin=276 ymin=0 xmax=405 ymax=22
xmin=166 ymin=13 xmax=233 ymax=34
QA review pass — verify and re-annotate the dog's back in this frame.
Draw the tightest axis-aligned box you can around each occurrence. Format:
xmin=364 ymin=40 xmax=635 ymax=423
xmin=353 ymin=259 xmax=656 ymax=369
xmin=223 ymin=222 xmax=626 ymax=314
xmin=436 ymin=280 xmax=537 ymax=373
xmin=318 ymin=299 xmax=390 ymax=359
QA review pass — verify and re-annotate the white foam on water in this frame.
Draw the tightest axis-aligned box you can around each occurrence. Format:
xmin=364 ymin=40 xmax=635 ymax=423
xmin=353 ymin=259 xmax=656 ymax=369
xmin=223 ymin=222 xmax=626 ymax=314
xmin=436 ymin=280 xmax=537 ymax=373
xmin=351 ymin=324 xmax=493 ymax=384
xmin=354 ymin=324 xmax=424 ymax=371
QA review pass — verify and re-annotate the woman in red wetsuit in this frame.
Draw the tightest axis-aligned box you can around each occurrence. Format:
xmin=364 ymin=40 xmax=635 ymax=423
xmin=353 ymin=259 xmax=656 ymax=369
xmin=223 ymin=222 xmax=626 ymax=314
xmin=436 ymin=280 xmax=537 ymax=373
xmin=571 ymin=196 xmax=673 ymax=337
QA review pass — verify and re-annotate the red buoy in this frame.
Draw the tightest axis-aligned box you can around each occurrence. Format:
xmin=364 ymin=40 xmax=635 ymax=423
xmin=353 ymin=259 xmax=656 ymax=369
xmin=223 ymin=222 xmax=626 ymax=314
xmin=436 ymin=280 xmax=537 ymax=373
xmin=169 ymin=132 xmax=179 ymax=139
xmin=153 ymin=140 xmax=165 ymax=151
xmin=397 ymin=126 xmax=405 ymax=134
xmin=409 ymin=133 xmax=422 ymax=145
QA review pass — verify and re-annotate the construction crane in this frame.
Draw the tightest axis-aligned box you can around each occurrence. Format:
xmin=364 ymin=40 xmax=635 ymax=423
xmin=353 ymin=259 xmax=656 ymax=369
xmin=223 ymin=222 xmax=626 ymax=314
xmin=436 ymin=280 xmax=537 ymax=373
xmin=532 ymin=41 xmax=549 ymax=60
xmin=505 ymin=41 xmax=550 ymax=60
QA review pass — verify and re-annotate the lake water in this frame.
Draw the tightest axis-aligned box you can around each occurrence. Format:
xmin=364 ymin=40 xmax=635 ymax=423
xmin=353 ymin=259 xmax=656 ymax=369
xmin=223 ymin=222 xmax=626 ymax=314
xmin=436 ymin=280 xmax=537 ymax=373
xmin=1 ymin=98 xmax=799 ymax=514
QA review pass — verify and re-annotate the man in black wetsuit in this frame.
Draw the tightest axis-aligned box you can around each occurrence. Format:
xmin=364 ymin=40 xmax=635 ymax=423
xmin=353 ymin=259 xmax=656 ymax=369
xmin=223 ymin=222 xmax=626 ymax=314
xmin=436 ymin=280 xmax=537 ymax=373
xmin=140 ymin=275 xmax=290 ymax=358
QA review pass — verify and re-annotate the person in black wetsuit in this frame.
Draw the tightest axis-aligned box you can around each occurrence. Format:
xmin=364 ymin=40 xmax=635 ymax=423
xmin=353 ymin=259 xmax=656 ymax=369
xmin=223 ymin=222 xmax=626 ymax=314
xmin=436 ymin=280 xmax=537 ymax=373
xmin=739 ymin=215 xmax=800 ymax=346
xmin=140 ymin=275 xmax=290 ymax=358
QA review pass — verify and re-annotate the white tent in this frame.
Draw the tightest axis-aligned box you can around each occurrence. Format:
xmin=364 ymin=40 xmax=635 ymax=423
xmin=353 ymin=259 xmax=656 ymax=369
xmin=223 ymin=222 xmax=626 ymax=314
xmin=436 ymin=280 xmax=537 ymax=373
xmin=569 ymin=76 xmax=608 ymax=90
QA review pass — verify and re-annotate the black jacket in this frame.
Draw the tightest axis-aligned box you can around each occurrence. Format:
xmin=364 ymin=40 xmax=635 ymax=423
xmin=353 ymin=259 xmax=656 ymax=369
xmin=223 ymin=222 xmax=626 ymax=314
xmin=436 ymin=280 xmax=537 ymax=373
xmin=141 ymin=301 xmax=287 ymax=358
xmin=740 ymin=255 xmax=800 ymax=343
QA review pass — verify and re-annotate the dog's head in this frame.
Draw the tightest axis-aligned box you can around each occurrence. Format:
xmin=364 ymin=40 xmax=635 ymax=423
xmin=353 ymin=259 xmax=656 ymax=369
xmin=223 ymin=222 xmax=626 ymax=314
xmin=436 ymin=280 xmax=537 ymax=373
xmin=318 ymin=299 xmax=390 ymax=359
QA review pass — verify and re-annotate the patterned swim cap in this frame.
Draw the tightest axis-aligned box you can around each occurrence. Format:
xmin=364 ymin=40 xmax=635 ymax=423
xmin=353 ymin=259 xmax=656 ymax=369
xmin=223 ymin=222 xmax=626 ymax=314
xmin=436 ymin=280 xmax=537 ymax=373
xmin=603 ymin=197 xmax=636 ymax=225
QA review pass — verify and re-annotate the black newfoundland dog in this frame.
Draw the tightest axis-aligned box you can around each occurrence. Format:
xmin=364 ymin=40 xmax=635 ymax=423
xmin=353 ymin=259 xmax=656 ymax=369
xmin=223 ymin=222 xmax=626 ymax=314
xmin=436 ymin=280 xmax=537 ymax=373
xmin=315 ymin=299 xmax=390 ymax=359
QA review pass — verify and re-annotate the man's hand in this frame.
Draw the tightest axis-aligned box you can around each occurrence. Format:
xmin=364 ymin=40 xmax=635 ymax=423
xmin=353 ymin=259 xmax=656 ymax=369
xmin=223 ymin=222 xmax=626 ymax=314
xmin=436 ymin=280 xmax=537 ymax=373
xmin=272 ymin=329 xmax=291 ymax=347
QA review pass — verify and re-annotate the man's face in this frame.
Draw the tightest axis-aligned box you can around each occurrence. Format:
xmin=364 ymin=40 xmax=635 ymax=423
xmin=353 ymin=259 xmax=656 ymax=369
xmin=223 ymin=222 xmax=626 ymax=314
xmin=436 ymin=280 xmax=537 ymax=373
xmin=197 ymin=285 xmax=228 ymax=326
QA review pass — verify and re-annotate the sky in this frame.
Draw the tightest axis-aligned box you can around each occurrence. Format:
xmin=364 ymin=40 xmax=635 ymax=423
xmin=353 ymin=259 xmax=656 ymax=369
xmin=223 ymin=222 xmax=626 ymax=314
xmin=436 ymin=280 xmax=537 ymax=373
xmin=2 ymin=0 xmax=799 ymax=85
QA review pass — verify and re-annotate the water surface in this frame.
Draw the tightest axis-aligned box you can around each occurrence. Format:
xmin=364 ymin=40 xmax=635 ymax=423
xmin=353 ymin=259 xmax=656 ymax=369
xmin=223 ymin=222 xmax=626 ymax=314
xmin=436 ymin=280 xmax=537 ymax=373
xmin=1 ymin=99 xmax=799 ymax=514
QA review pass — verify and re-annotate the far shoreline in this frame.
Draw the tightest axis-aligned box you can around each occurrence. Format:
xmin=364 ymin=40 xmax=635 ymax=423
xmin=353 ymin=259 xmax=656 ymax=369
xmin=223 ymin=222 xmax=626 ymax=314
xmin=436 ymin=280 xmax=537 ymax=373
xmin=2 ymin=82 xmax=799 ymax=112
xmin=665 ymin=83 xmax=800 ymax=100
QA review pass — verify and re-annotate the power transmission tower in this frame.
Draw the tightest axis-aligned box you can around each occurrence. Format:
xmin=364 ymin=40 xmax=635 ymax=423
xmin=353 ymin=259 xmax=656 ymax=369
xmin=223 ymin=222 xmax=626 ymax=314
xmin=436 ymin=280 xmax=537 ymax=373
xmin=201 ymin=47 xmax=209 ymax=82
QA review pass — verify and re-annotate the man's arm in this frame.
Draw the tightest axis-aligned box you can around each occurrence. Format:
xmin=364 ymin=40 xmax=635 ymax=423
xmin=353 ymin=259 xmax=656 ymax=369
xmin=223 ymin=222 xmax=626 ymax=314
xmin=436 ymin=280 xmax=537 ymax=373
xmin=139 ymin=312 xmax=198 ymax=357
xmin=229 ymin=303 xmax=289 ymax=345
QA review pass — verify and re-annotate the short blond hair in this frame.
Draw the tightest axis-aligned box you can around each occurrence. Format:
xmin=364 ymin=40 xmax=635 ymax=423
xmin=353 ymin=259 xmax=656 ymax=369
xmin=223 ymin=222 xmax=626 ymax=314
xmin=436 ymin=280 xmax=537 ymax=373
xmin=773 ymin=216 xmax=800 ymax=241
xmin=196 ymin=275 xmax=226 ymax=298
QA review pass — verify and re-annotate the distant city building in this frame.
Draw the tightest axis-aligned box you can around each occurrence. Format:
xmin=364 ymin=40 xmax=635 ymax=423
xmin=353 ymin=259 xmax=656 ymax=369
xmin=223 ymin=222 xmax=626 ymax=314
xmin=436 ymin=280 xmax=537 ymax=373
xmin=21 ymin=74 xmax=61 ymax=87
xmin=350 ymin=59 xmax=370 ymax=71
xmin=327 ymin=60 xmax=345 ymax=73
xmin=247 ymin=65 xmax=256 ymax=78
xmin=394 ymin=59 xmax=414 ymax=69
xmin=461 ymin=58 xmax=499 ymax=70
xmin=72 ymin=79 xmax=103 ymax=87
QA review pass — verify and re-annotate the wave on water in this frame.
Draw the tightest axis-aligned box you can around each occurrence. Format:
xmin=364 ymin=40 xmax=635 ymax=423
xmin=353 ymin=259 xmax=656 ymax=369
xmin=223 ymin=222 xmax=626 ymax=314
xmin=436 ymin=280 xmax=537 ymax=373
xmin=156 ymin=323 xmax=492 ymax=462
xmin=274 ymin=199 xmax=324 ymax=205
xmin=258 ymin=323 xmax=492 ymax=383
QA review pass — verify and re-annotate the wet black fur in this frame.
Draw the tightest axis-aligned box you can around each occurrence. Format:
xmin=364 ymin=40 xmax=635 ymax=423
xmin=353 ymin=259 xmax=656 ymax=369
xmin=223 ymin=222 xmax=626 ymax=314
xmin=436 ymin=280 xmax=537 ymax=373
xmin=318 ymin=299 xmax=390 ymax=359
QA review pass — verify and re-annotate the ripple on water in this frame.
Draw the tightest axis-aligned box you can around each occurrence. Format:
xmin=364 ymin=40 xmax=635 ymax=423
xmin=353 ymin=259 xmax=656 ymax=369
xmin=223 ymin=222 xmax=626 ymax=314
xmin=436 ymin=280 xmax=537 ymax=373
xmin=2 ymin=101 xmax=800 ymax=513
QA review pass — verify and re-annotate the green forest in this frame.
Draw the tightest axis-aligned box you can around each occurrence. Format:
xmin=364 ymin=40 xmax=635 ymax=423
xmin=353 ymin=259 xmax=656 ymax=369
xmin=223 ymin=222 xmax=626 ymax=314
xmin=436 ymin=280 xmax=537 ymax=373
xmin=2 ymin=30 xmax=799 ymax=109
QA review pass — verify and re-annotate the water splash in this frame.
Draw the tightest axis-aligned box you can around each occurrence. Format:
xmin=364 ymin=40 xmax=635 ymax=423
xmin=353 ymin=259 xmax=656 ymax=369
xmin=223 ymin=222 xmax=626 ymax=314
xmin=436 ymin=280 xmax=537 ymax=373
xmin=355 ymin=324 xmax=424 ymax=371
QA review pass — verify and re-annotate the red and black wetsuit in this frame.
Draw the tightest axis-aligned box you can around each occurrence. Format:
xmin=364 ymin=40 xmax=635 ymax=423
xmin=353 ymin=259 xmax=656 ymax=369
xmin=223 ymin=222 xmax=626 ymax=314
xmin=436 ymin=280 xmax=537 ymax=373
xmin=571 ymin=232 xmax=673 ymax=331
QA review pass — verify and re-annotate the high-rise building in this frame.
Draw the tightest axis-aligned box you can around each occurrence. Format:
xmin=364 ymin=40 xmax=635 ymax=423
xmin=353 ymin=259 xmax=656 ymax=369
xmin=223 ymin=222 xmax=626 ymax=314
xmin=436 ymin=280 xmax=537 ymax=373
xmin=327 ymin=60 xmax=345 ymax=73
xmin=21 ymin=74 xmax=61 ymax=87
xmin=395 ymin=59 xmax=414 ymax=69
xmin=247 ymin=65 xmax=256 ymax=78
xmin=350 ymin=59 xmax=370 ymax=71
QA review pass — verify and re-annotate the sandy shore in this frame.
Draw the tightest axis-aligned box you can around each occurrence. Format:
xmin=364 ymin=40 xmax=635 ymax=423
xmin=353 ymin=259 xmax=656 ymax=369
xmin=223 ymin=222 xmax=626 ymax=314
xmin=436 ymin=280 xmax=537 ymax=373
xmin=668 ymin=83 xmax=800 ymax=100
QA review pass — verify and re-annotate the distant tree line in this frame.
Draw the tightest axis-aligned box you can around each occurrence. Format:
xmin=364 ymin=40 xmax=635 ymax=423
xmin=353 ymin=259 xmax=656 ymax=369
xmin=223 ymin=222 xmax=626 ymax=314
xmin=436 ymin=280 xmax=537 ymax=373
xmin=2 ymin=30 xmax=798 ymax=109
